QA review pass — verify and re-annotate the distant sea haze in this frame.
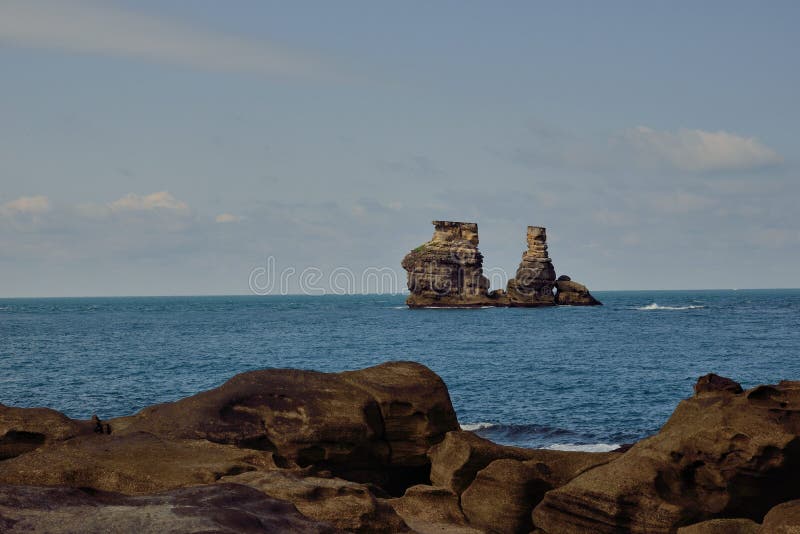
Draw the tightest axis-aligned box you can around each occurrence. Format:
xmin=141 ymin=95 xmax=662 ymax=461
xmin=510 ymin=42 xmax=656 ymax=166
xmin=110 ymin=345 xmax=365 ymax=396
xmin=2 ymin=289 xmax=799 ymax=450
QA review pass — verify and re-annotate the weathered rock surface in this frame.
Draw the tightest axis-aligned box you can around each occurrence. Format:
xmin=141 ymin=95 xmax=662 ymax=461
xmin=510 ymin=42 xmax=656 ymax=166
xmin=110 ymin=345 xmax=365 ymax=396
xmin=462 ymin=458 xmax=551 ymax=533
xmin=402 ymin=221 xmax=600 ymax=307
xmin=761 ymin=499 xmax=800 ymax=533
xmin=429 ymin=430 xmax=616 ymax=497
xmin=428 ymin=431 xmax=617 ymax=533
xmin=388 ymin=484 xmax=481 ymax=534
xmin=223 ymin=470 xmax=409 ymax=533
xmin=107 ymin=361 xmax=457 ymax=493
xmin=533 ymin=376 xmax=800 ymax=533
xmin=0 ymin=404 xmax=91 ymax=460
xmin=676 ymin=518 xmax=760 ymax=534
xmin=6 ymin=364 xmax=800 ymax=533
xmin=694 ymin=373 xmax=744 ymax=395
xmin=401 ymin=221 xmax=493 ymax=308
xmin=0 ymin=483 xmax=340 ymax=533
xmin=0 ymin=431 xmax=277 ymax=494
xmin=555 ymin=277 xmax=602 ymax=306
xmin=429 ymin=430 xmax=541 ymax=494
xmin=505 ymin=226 xmax=558 ymax=306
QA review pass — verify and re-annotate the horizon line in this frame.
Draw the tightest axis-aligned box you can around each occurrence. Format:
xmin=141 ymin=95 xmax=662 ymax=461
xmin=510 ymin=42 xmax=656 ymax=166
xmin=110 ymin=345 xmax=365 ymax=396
xmin=1 ymin=287 xmax=799 ymax=299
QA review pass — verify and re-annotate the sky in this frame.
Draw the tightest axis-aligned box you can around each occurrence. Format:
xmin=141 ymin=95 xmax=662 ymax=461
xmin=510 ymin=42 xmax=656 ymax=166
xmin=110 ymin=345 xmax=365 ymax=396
xmin=1 ymin=0 xmax=798 ymax=296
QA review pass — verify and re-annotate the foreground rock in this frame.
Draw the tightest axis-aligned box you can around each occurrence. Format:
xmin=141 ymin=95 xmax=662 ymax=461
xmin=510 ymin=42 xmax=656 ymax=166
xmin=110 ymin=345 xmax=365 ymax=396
xmin=6 ymin=364 xmax=800 ymax=533
xmin=223 ymin=470 xmax=409 ymax=533
xmin=429 ymin=431 xmax=618 ymax=533
xmin=111 ymin=361 xmax=458 ymax=493
xmin=0 ymin=432 xmax=278 ymax=494
xmin=676 ymin=518 xmax=760 ymax=534
xmin=388 ymin=484 xmax=481 ymax=534
xmin=533 ymin=376 xmax=800 ymax=533
xmin=760 ymin=499 xmax=800 ymax=532
xmin=401 ymin=221 xmax=600 ymax=308
xmin=0 ymin=404 xmax=92 ymax=460
xmin=0 ymin=483 xmax=339 ymax=533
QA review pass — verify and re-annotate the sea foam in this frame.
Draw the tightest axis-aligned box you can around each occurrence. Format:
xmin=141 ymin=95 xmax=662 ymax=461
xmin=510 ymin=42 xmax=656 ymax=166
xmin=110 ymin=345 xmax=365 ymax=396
xmin=545 ymin=443 xmax=621 ymax=453
xmin=637 ymin=303 xmax=706 ymax=311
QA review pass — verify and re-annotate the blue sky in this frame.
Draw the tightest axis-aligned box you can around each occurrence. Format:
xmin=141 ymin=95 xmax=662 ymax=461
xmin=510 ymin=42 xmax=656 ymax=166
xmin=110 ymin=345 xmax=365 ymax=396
xmin=1 ymin=1 xmax=798 ymax=296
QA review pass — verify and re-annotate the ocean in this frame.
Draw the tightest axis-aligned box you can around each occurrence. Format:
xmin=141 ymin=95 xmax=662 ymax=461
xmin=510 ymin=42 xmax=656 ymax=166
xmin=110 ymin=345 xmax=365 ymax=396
xmin=2 ymin=290 xmax=799 ymax=451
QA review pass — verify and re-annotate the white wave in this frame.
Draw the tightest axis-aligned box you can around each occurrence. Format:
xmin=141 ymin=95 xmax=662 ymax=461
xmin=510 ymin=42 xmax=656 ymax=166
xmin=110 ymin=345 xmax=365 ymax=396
xmin=460 ymin=422 xmax=497 ymax=431
xmin=637 ymin=303 xmax=706 ymax=311
xmin=545 ymin=443 xmax=620 ymax=453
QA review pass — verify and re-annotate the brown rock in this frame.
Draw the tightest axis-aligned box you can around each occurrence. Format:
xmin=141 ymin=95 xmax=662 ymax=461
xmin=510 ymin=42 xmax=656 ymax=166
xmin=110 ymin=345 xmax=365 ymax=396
xmin=505 ymin=226 xmax=557 ymax=306
xmin=401 ymin=221 xmax=493 ymax=308
xmin=761 ymin=499 xmax=800 ymax=533
xmin=111 ymin=362 xmax=458 ymax=493
xmin=428 ymin=430 xmax=539 ymax=494
xmin=388 ymin=484 xmax=481 ymax=534
xmin=533 ymin=379 xmax=800 ymax=533
xmin=340 ymin=361 xmax=459 ymax=466
xmin=223 ymin=470 xmax=409 ymax=533
xmin=694 ymin=373 xmax=744 ymax=395
xmin=0 ymin=431 xmax=277 ymax=494
xmin=0 ymin=404 xmax=91 ymax=460
xmin=461 ymin=458 xmax=551 ymax=533
xmin=676 ymin=518 xmax=760 ymax=533
xmin=554 ymin=278 xmax=602 ymax=306
xmin=0 ymin=483 xmax=341 ymax=533
xmin=428 ymin=430 xmax=617 ymax=497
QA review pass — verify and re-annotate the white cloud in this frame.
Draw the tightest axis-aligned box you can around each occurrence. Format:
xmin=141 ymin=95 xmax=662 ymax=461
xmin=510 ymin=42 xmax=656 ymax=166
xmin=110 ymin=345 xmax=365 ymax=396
xmin=215 ymin=213 xmax=242 ymax=223
xmin=0 ymin=195 xmax=51 ymax=217
xmin=0 ymin=0 xmax=327 ymax=77
xmin=109 ymin=191 xmax=189 ymax=213
xmin=623 ymin=127 xmax=782 ymax=172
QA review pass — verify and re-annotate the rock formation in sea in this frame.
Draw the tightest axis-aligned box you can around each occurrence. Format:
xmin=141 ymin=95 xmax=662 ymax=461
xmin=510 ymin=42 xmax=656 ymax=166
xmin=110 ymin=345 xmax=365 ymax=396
xmin=504 ymin=226 xmax=557 ymax=306
xmin=4 ymin=364 xmax=800 ymax=533
xmin=401 ymin=221 xmax=601 ymax=308
xmin=400 ymin=221 xmax=493 ymax=308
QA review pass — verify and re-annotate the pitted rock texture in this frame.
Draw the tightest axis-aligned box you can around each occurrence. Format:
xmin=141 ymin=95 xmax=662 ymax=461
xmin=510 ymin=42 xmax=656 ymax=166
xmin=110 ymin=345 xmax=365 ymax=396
xmin=532 ymin=376 xmax=800 ymax=533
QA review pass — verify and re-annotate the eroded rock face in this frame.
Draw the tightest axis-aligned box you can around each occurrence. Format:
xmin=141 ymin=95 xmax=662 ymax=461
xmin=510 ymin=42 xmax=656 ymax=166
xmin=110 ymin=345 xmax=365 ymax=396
xmin=761 ymin=499 xmax=800 ymax=533
xmin=533 ymin=377 xmax=800 ymax=533
xmin=388 ymin=484 xmax=481 ymax=534
xmin=428 ymin=431 xmax=617 ymax=533
xmin=0 ymin=404 xmax=92 ymax=460
xmin=223 ymin=470 xmax=409 ymax=533
xmin=676 ymin=518 xmax=760 ymax=534
xmin=401 ymin=221 xmax=492 ymax=308
xmin=0 ymin=483 xmax=340 ymax=533
xmin=402 ymin=222 xmax=600 ymax=307
xmin=428 ymin=430 xmax=543 ymax=494
xmin=109 ymin=361 xmax=458 ymax=493
xmin=506 ymin=226 xmax=557 ymax=306
xmin=555 ymin=277 xmax=602 ymax=306
xmin=0 ymin=432 xmax=278 ymax=494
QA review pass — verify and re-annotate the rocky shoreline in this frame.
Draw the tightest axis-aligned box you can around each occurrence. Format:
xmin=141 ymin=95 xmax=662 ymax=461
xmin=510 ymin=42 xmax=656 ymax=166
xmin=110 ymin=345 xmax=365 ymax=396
xmin=401 ymin=221 xmax=600 ymax=308
xmin=2 ymin=363 xmax=800 ymax=533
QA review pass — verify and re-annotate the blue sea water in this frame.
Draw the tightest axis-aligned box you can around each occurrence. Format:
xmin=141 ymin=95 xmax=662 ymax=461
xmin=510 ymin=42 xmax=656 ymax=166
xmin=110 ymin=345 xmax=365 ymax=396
xmin=1 ymin=290 xmax=799 ymax=450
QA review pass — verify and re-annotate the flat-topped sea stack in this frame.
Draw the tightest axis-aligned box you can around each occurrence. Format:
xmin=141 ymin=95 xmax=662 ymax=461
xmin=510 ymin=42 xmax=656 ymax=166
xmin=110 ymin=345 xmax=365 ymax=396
xmin=401 ymin=221 xmax=493 ymax=308
xmin=402 ymin=221 xmax=601 ymax=308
